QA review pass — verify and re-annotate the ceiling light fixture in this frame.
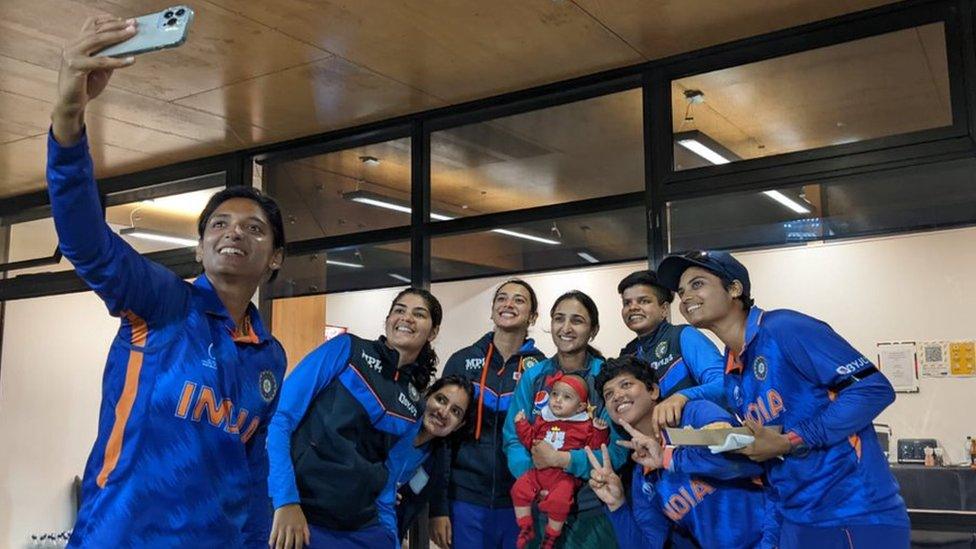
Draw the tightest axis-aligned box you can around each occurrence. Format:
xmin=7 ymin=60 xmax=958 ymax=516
xmin=343 ymin=190 xmax=560 ymax=245
xmin=674 ymin=130 xmax=810 ymax=215
xmin=388 ymin=273 xmax=412 ymax=283
xmin=577 ymin=251 xmax=599 ymax=264
xmin=761 ymin=190 xmax=810 ymax=214
xmin=119 ymin=227 xmax=198 ymax=247
xmin=359 ymin=155 xmax=381 ymax=166
xmin=326 ymin=259 xmax=364 ymax=269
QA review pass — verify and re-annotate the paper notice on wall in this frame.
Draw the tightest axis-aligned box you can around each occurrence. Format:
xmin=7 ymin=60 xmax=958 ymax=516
xmin=949 ymin=341 xmax=976 ymax=377
xmin=918 ymin=341 xmax=950 ymax=378
xmin=877 ymin=341 xmax=918 ymax=392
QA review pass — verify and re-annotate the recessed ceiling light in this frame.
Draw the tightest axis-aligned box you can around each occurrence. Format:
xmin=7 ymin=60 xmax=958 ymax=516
xmin=359 ymin=155 xmax=380 ymax=166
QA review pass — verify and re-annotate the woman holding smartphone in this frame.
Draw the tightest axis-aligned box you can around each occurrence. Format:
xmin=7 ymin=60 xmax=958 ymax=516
xmin=49 ymin=18 xmax=288 ymax=548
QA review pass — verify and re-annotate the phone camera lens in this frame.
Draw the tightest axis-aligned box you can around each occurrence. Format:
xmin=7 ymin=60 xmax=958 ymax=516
xmin=167 ymin=17 xmax=178 ymax=26
xmin=164 ymin=11 xmax=174 ymax=18
xmin=176 ymin=8 xmax=186 ymax=16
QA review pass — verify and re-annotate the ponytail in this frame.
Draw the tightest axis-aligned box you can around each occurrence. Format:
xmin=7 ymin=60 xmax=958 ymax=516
xmin=409 ymin=341 xmax=439 ymax=393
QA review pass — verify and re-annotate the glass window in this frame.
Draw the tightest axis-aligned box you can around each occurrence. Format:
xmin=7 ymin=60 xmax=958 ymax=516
xmin=4 ymin=185 xmax=223 ymax=277
xmin=666 ymin=157 xmax=976 ymax=252
xmin=431 ymin=207 xmax=646 ymax=281
xmin=263 ymin=138 xmax=412 ymax=241
xmin=672 ymin=23 xmax=951 ymax=170
xmin=267 ymin=240 xmax=411 ymax=298
xmin=430 ymin=89 xmax=643 ymax=218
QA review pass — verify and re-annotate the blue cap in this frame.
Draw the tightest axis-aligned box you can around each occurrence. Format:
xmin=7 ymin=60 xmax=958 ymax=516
xmin=657 ymin=250 xmax=750 ymax=295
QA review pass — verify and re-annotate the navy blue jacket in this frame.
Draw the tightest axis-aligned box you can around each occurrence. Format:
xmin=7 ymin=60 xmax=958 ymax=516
xmin=619 ymin=321 xmax=725 ymax=403
xmin=267 ymin=334 xmax=426 ymax=530
xmin=430 ymin=332 xmax=545 ymax=513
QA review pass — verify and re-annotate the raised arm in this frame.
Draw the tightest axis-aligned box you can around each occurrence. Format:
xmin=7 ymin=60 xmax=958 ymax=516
xmin=48 ymin=18 xmax=188 ymax=324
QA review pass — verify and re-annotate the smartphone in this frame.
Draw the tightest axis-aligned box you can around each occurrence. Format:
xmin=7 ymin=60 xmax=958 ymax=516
xmin=95 ymin=5 xmax=194 ymax=58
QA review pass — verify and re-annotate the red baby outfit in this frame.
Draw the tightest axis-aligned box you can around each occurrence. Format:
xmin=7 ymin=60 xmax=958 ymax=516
xmin=510 ymin=406 xmax=609 ymax=522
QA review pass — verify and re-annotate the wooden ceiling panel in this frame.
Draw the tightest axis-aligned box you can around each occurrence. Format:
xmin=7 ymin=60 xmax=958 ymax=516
xmin=574 ymin=0 xmax=898 ymax=61
xmin=0 ymin=0 xmax=939 ymax=203
xmin=174 ymin=56 xmax=444 ymax=141
xmin=77 ymin=0 xmax=332 ymax=101
xmin=203 ymin=0 xmax=645 ymax=102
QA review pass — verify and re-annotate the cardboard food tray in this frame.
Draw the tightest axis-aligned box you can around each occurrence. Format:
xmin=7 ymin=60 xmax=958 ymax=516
xmin=665 ymin=425 xmax=782 ymax=446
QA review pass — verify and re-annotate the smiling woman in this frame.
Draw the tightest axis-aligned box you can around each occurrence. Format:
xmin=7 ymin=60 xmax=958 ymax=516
xmin=266 ymin=288 xmax=465 ymax=549
xmin=46 ymin=17 xmax=289 ymax=548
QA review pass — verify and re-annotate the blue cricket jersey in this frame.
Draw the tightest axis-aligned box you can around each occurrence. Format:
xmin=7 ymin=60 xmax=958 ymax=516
xmin=609 ymin=400 xmax=778 ymax=549
xmin=724 ymin=307 xmax=908 ymax=527
xmin=47 ymin=131 xmax=286 ymax=548
xmin=619 ymin=321 xmax=726 ymax=403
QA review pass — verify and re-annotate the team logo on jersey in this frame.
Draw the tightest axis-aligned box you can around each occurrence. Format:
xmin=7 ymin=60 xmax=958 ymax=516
xmin=408 ymin=383 xmax=421 ymax=402
xmin=654 ymin=341 xmax=669 ymax=359
xmin=201 ymin=343 xmax=217 ymax=370
xmin=533 ymin=390 xmax=550 ymax=411
xmin=732 ymin=385 xmax=743 ymax=406
xmin=753 ymin=356 xmax=768 ymax=381
xmin=523 ymin=357 xmax=539 ymax=369
xmin=259 ymin=370 xmax=277 ymax=402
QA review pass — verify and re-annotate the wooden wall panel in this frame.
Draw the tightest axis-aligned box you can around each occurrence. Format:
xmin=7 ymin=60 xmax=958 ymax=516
xmin=271 ymin=294 xmax=326 ymax=373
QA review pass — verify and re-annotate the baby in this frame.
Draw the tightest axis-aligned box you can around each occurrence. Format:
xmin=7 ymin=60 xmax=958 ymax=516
xmin=511 ymin=372 xmax=609 ymax=549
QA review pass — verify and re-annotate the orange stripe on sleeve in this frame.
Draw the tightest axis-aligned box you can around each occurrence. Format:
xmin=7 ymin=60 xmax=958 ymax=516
xmin=96 ymin=311 xmax=148 ymax=488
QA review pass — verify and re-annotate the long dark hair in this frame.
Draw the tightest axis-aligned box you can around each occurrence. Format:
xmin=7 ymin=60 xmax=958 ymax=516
xmin=388 ymin=287 xmax=443 ymax=393
xmin=550 ymin=290 xmax=603 ymax=358
xmin=425 ymin=374 xmax=476 ymax=441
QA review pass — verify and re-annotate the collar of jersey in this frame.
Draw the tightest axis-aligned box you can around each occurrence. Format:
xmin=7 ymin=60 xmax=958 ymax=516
xmin=539 ymin=405 xmax=590 ymax=423
xmin=193 ymin=274 xmax=271 ymax=344
xmin=725 ymin=306 xmax=765 ymax=374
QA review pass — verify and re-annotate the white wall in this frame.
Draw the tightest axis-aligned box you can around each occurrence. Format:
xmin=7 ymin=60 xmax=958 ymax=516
xmin=328 ymin=227 xmax=976 ymax=465
xmin=0 ymin=292 xmax=118 ymax=548
xmin=324 ymin=261 xmax=645 ymax=368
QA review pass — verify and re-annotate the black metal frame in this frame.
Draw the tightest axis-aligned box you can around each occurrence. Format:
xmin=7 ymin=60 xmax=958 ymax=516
xmin=0 ymin=0 xmax=973 ymax=304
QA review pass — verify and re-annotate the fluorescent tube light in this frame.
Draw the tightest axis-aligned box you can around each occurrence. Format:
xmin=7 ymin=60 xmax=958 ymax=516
xmin=577 ymin=251 xmax=599 ymax=264
xmin=343 ymin=190 xmax=560 ymax=245
xmin=762 ymin=190 xmax=810 ymax=214
xmin=388 ymin=273 xmax=412 ymax=283
xmin=674 ymin=132 xmax=812 ymax=216
xmin=347 ymin=196 xmax=413 ymax=216
xmin=491 ymin=228 xmax=560 ymax=245
xmin=676 ymin=138 xmax=731 ymax=165
xmin=326 ymin=259 xmax=365 ymax=269
xmin=119 ymin=227 xmax=198 ymax=247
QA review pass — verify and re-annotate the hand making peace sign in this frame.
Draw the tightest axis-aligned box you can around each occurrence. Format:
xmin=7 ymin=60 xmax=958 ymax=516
xmin=585 ymin=444 xmax=626 ymax=512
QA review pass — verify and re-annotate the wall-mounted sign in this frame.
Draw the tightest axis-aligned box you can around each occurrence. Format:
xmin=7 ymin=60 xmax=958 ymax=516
xmin=917 ymin=341 xmax=949 ymax=378
xmin=949 ymin=341 xmax=976 ymax=377
xmin=877 ymin=341 xmax=919 ymax=393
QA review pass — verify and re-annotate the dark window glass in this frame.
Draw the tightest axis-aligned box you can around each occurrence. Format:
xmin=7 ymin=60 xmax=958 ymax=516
xmin=430 ymin=89 xmax=643 ymax=217
xmin=667 ymin=157 xmax=976 ymax=252
xmin=672 ymin=23 xmax=951 ymax=170
xmin=263 ymin=138 xmax=412 ymax=240
xmin=431 ymin=207 xmax=646 ymax=281
xmin=267 ymin=241 xmax=411 ymax=297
